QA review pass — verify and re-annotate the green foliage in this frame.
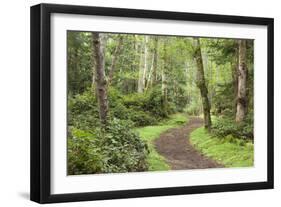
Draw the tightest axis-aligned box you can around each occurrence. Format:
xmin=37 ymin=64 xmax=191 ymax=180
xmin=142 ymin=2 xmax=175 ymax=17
xmin=122 ymin=87 xmax=171 ymax=125
xmin=67 ymin=32 xmax=93 ymax=95
xmin=101 ymin=119 xmax=149 ymax=172
xmin=68 ymin=119 xmax=149 ymax=175
xmin=67 ymin=88 xmax=151 ymax=174
xmin=127 ymin=109 xmax=157 ymax=126
xmin=145 ymin=88 xmax=170 ymax=118
xmin=184 ymin=99 xmax=201 ymax=115
xmin=204 ymin=39 xmax=237 ymax=64
xmin=172 ymin=87 xmax=189 ymax=112
xmin=212 ymin=82 xmax=235 ymax=116
xmin=110 ymin=87 xmax=159 ymax=126
xmin=190 ymin=127 xmax=254 ymax=167
xmin=68 ymin=89 xmax=100 ymax=131
xmin=68 ymin=89 xmax=97 ymax=114
xmin=67 ymin=128 xmax=105 ymax=175
xmin=211 ymin=115 xmax=253 ymax=140
xmin=68 ymin=87 xmax=160 ymax=128
xmin=122 ymin=92 xmax=147 ymax=109
xmin=107 ymin=87 xmax=132 ymax=121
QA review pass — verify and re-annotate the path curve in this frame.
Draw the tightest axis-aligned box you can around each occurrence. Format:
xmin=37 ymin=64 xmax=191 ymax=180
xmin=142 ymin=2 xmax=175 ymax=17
xmin=154 ymin=117 xmax=223 ymax=170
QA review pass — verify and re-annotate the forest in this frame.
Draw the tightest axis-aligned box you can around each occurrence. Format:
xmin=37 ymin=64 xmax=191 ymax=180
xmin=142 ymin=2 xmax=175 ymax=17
xmin=67 ymin=31 xmax=254 ymax=175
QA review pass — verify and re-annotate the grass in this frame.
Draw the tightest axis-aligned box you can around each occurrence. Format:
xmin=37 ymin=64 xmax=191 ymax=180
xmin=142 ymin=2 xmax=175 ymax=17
xmin=190 ymin=127 xmax=254 ymax=167
xmin=135 ymin=113 xmax=189 ymax=171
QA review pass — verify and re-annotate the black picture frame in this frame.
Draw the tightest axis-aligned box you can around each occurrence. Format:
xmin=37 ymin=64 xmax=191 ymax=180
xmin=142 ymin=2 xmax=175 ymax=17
xmin=30 ymin=3 xmax=274 ymax=204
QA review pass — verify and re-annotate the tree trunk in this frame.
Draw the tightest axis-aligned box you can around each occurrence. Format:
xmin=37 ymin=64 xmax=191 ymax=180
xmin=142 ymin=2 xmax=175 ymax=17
xmin=145 ymin=53 xmax=155 ymax=91
xmin=162 ymin=40 xmax=168 ymax=115
xmin=142 ymin=36 xmax=149 ymax=89
xmin=235 ymin=40 xmax=247 ymax=122
xmin=138 ymin=38 xmax=144 ymax=93
xmin=138 ymin=36 xmax=149 ymax=93
xmin=152 ymin=37 xmax=158 ymax=85
xmin=137 ymin=43 xmax=144 ymax=93
xmin=107 ymin=35 xmax=123 ymax=86
xmin=231 ymin=41 xmax=239 ymax=115
xmin=92 ymin=32 xmax=109 ymax=126
xmin=133 ymin=35 xmax=139 ymax=92
xmin=73 ymin=46 xmax=80 ymax=93
xmin=193 ymin=38 xmax=212 ymax=131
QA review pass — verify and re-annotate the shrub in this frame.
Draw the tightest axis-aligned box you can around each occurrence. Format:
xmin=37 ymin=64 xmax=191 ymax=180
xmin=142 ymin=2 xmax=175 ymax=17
xmin=167 ymin=102 xmax=177 ymax=114
xmin=68 ymin=89 xmax=100 ymax=130
xmin=123 ymin=87 xmax=170 ymax=119
xmin=110 ymin=101 xmax=130 ymax=120
xmin=68 ymin=89 xmax=98 ymax=115
xmin=211 ymin=116 xmax=253 ymax=140
xmin=184 ymin=100 xmax=201 ymax=115
xmin=102 ymin=118 xmax=149 ymax=172
xmin=127 ymin=109 xmax=157 ymax=126
xmin=67 ymin=119 xmax=149 ymax=175
xmin=145 ymin=88 xmax=169 ymax=118
xmin=68 ymin=88 xmax=166 ymax=127
xmin=122 ymin=92 xmax=147 ymax=110
xmin=69 ymin=87 xmax=172 ymax=129
xmin=67 ymin=128 xmax=105 ymax=175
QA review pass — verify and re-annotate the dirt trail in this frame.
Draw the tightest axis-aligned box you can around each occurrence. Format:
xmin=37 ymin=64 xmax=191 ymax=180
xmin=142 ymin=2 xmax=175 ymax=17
xmin=154 ymin=117 xmax=223 ymax=170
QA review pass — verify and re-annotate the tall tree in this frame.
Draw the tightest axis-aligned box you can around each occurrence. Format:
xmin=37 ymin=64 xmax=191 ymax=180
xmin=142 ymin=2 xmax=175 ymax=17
xmin=138 ymin=36 xmax=149 ymax=93
xmin=145 ymin=53 xmax=155 ymax=91
xmin=92 ymin=32 xmax=109 ymax=126
xmin=145 ymin=36 xmax=159 ymax=91
xmin=152 ymin=37 xmax=159 ymax=85
xmin=107 ymin=35 xmax=123 ymax=86
xmin=143 ymin=36 xmax=149 ymax=89
xmin=162 ymin=39 xmax=168 ymax=115
xmin=236 ymin=39 xmax=247 ymax=122
xmin=137 ymin=38 xmax=144 ymax=93
xmin=193 ymin=38 xmax=212 ymax=131
xmin=133 ymin=35 xmax=139 ymax=92
xmin=231 ymin=41 xmax=239 ymax=115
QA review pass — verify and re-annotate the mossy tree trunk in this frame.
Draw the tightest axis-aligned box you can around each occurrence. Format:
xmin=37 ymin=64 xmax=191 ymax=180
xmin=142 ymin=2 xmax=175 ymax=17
xmin=152 ymin=36 xmax=159 ymax=86
xmin=193 ymin=38 xmax=212 ymax=131
xmin=92 ymin=32 xmax=109 ymax=126
xmin=162 ymin=39 xmax=168 ymax=116
xmin=236 ymin=39 xmax=247 ymax=122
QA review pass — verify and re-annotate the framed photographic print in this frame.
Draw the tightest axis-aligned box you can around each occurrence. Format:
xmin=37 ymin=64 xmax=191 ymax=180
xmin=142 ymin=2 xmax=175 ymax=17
xmin=30 ymin=3 xmax=274 ymax=203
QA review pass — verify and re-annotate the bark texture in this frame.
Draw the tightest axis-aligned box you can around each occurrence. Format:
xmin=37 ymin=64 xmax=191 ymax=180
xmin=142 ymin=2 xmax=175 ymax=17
xmin=193 ymin=38 xmax=212 ymax=131
xmin=92 ymin=32 xmax=109 ymax=126
xmin=236 ymin=39 xmax=247 ymax=122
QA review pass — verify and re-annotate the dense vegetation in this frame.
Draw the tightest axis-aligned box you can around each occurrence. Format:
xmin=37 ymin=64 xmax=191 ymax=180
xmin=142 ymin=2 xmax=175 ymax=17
xmin=191 ymin=126 xmax=254 ymax=167
xmin=67 ymin=31 xmax=254 ymax=174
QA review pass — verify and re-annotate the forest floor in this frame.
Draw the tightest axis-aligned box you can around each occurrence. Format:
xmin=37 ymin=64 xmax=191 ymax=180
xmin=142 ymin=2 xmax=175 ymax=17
xmin=154 ymin=117 xmax=223 ymax=170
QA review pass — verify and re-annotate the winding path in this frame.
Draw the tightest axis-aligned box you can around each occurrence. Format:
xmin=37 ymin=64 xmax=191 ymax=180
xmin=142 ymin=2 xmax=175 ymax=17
xmin=154 ymin=117 xmax=223 ymax=170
